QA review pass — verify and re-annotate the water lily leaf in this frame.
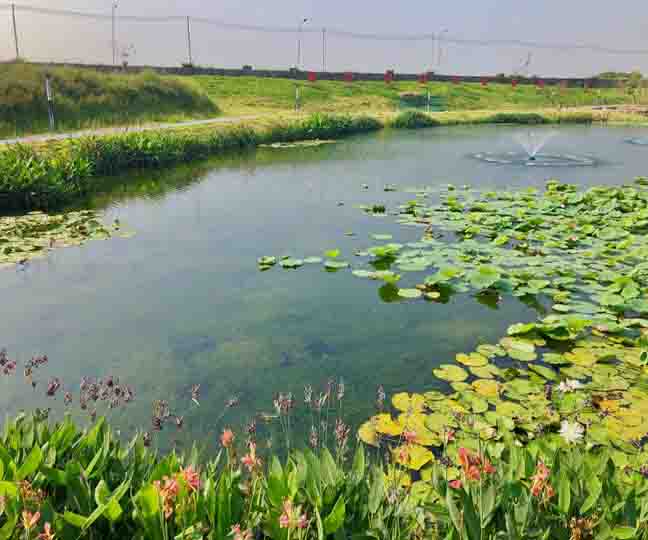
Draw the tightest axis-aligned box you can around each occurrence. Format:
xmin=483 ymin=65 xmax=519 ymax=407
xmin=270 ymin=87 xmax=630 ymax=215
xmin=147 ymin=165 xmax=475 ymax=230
xmin=258 ymin=256 xmax=277 ymax=266
xmin=281 ymin=258 xmax=305 ymax=269
xmin=468 ymin=265 xmax=502 ymax=290
xmin=324 ymin=249 xmax=341 ymax=259
xmin=433 ymin=365 xmax=469 ymax=382
xmin=456 ymin=352 xmax=488 ymax=367
xmin=303 ymin=257 xmax=323 ymax=264
xmin=507 ymin=322 xmax=536 ymax=336
xmin=358 ymin=421 xmax=379 ymax=446
xmin=372 ymin=234 xmax=393 ymax=241
xmin=392 ymin=444 xmax=434 ymax=470
xmin=392 ymin=393 xmax=425 ymax=413
xmin=472 ymin=379 xmax=499 ymax=399
xmin=397 ymin=288 xmax=423 ymax=299
xmin=372 ymin=414 xmax=403 ymax=437
xmin=470 ymin=364 xmax=502 ymax=379
xmin=324 ymin=260 xmax=349 ymax=270
xmin=528 ymin=364 xmax=558 ymax=381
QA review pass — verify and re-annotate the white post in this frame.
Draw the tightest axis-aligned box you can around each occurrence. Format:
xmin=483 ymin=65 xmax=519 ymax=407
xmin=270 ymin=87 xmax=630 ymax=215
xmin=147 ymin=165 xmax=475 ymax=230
xmin=295 ymin=84 xmax=300 ymax=111
xmin=186 ymin=16 xmax=193 ymax=66
xmin=322 ymin=27 xmax=326 ymax=72
xmin=112 ymin=2 xmax=118 ymax=66
xmin=45 ymin=75 xmax=55 ymax=131
xmin=11 ymin=3 xmax=19 ymax=60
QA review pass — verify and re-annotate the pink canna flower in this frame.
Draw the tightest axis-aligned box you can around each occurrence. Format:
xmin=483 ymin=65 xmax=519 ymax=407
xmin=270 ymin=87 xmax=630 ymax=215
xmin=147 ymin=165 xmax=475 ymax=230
xmin=221 ymin=428 xmax=235 ymax=448
xmin=181 ymin=466 xmax=201 ymax=492
xmin=403 ymin=430 xmax=418 ymax=444
xmin=37 ymin=522 xmax=55 ymax=540
xmin=241 ymin=441 xmax=262 ymax=472
xmin=22 ymin=511 xmax=41 ymax=531
xmin=449 ymin=479 xmax=462 ymax=489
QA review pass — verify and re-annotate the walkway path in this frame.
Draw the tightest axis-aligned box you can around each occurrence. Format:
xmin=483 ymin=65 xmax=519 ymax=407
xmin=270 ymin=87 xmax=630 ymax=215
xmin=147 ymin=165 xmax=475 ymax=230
xmin=0 ymin=113 xmax=291 ymax=146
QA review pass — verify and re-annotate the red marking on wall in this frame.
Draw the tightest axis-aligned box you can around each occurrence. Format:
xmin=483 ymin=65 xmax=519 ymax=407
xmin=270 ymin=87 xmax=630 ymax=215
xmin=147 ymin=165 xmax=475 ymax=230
xmin=307 ymin=71 xmax=317 ymax=82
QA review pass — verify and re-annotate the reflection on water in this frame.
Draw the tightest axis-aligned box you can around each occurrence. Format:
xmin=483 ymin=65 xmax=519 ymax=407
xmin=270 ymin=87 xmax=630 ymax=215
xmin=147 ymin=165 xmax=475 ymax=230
xmin=2 ymin=124 xmax=648 ymax=450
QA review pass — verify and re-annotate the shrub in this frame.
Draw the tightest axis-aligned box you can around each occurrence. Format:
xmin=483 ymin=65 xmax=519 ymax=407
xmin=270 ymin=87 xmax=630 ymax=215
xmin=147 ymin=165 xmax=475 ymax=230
xmin=389 ymin=111 xmax=440 ymax=129
xmin=483 ymin=112 xmax=549 ymax=125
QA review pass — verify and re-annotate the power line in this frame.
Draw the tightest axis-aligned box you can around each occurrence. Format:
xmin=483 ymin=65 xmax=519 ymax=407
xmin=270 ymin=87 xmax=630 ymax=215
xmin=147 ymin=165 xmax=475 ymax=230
xmin=2 ymin=3 xmax=648 ymax=56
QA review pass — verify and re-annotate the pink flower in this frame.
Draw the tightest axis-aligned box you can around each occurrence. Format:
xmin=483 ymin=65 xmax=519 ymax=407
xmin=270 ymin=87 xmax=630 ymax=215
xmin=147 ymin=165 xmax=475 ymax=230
xmin=230 ymin=524 xmax=253 ymax=540
xmin=181 ymin=466 xmax=201 ymax=492
xmin=221 ymin=429 xmax=235 ymax=448
xmin=22 ymin=511 xmax=41 ymax=531
xmin=445 ymin=430 xmax=456 ymax=443
xmin=241 ymin=441 xmax=262 ymax=472
xmin=403 ymin=430 xmax=418 ymax=444
xmin=279 ymin=513 xmax=291 ymax=529
xmin=297 ymin=512 xmax=309 ymax=529
xmin=449 ymin=479 xmax=462 ymax=489
xmin=38 ymin=523 xmax=55 ymax=540
xmin=483 ymin=459 xmax=496 ymax=475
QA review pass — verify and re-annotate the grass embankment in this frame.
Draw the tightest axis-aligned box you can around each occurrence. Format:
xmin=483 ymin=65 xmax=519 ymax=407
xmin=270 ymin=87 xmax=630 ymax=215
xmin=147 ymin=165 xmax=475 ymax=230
xmin=2 ymin=108 xmax=645 ymax=211
xmin=0 ymin=114 xmax=381 ymax=210
xmin=194 ymin=74 xmax=638 ymax=115
xmin=0 ymin=63 xmax=218 ymax=138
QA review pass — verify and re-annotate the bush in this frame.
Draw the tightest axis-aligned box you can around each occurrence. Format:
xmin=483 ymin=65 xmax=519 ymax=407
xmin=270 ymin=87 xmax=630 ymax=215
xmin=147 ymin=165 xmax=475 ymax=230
xmin=389 ymin=111 xmax=440 ymax=129
xmin=483 ymin=112 xmax=549 ymax=125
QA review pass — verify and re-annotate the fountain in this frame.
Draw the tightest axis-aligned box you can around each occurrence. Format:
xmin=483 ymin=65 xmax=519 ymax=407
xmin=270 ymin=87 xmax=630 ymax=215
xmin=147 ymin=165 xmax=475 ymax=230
xmin=472 ymin=130 xmax=597 ymax=167
xmin=626 ymin=137 xmax=648 ymax=146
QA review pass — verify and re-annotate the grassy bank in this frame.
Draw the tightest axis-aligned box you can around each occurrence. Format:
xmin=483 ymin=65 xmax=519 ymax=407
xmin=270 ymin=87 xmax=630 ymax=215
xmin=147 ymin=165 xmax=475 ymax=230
xmin=1 ymin=64 xmax=643 ymax=140
xmin=1 ymin=109 xmax=645 ymax=211
xmin=195 ymin=74 xmax=638 ymax=116
xmin=0 ymin=63 xmax=218 ymax=138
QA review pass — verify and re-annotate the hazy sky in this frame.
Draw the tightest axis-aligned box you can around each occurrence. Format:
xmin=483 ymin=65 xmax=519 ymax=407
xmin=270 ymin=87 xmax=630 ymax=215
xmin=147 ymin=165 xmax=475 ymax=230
xmin=2 ymin=0 xmax=648 ymax=76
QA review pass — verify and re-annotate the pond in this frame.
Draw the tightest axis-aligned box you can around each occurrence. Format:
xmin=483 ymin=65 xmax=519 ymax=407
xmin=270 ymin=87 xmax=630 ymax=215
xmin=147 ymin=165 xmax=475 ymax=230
xmin=1 ymin=124 xmax=648 ymax=451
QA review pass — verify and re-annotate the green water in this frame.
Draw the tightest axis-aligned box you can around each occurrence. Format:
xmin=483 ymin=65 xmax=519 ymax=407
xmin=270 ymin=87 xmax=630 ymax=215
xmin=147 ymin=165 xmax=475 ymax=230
xmin=2 ymin=124 xmax=647 ymax=450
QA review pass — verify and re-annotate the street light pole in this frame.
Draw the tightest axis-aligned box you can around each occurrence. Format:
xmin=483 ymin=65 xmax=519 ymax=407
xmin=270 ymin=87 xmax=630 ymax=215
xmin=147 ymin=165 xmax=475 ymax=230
xmin=297 ymin=18 xmax=308 ymax=70
xmin=112 ymin=2 xmax=118 ymax=66
xmin=437 ymin=29 xmax=449 ymax=68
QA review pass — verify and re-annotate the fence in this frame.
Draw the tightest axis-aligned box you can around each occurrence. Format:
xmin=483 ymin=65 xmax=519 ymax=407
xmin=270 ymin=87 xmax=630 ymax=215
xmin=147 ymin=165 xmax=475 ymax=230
xmin=1 ymin=3 xmax=648 ymax=80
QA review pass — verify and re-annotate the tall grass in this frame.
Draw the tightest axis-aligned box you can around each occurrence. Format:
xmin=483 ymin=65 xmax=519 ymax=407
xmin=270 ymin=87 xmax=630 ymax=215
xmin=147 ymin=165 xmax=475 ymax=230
xmin=0 ymin=114 xmax=382 ymax=210
xmin=0 ymin=63 xmax=218 ymax=137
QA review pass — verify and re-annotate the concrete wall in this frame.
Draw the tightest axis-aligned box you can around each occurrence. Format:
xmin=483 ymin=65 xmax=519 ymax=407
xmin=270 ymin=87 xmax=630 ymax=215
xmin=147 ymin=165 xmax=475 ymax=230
xmin=19 ymin=61 xmax=640 ymax=89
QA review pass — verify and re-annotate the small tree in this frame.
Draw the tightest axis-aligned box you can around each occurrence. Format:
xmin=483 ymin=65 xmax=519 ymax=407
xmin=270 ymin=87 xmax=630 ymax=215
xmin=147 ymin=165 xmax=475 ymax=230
xmin=626 ymin=71 xmax=644 ymax=104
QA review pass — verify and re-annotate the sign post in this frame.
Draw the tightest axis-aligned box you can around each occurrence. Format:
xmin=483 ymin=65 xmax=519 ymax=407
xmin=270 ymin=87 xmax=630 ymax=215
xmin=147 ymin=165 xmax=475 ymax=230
xmin=45 ymin=75 xmax=55 ymax=131
xmin=11 ymin=3 xmax=19 ymax=60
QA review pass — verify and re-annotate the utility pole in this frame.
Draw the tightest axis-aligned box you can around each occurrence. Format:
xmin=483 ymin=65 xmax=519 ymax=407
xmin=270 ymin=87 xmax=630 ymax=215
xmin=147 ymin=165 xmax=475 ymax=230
xmin=296 ymin=18 xmax=308 ymax=70
xmin=437 ymin=29 xmax=448 ymax=67
xmin=322 ymin=27 xmax=327 ymax=72
xmin=186 ymin=16 xmax=193 ymax=65
xmin=112 ymin=2 xmax=118 ymax=66
xmin=11 ymin=3 xmax=19 ymax=60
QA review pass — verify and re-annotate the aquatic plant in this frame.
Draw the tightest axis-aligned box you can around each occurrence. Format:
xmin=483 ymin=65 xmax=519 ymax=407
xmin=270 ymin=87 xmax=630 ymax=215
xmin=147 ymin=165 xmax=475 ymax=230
xmin=389 ymin=111 xmax=440 ymax=129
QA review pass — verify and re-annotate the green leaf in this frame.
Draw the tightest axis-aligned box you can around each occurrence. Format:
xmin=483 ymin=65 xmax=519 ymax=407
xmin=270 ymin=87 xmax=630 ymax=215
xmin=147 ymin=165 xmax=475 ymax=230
xmin=558 ymin=474 xmax=571 ymax=515
xmin=16 ymin=445 xmax=43 ymax=481
xmin=323 ymin=496 xmax=346 ymax=535
xmin=63 ymin=511 xmax=88 ymax=528
xmin=612 ymin=527 xmax=637 ymax=539
xmin=580 ymin=477 xmax=602 ymax=514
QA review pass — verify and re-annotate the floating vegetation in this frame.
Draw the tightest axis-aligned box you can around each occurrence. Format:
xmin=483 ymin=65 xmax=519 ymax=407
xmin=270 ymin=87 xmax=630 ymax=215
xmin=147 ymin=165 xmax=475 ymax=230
xmin=261 ymin=178 xmax=648 ymax=460
xmin=0 ymin=210 xmax=127 ymax=269
xmin=260 ymin=139 xmax=337 ymax=149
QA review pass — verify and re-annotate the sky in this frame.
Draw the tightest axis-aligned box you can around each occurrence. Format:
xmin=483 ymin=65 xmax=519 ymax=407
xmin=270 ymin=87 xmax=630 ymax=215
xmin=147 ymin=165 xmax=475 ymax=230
xmin=2 ymin=0 xmax=648 ymax=77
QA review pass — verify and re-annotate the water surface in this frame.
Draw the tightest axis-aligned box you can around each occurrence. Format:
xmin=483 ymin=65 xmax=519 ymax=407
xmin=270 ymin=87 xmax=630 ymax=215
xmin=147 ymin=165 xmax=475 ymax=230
xmin=2 ymin=124 xmax=647 ymax=448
